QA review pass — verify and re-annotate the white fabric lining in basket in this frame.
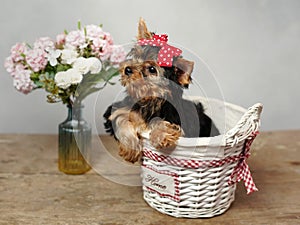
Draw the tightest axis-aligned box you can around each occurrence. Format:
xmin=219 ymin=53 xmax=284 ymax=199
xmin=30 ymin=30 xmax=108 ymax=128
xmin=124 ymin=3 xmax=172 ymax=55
xmin=141 ymin=97 xmax=263 ymax=218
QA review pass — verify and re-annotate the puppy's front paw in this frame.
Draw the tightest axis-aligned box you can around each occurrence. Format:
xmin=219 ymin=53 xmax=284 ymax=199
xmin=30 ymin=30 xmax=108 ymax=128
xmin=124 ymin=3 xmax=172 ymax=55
xmin=118 ymin=142 xmax=142 ymax=163
xmin=149 ymin=120 xmax=182 ymax=150
xmin=117 ymin=133 xmax=143 ymax=163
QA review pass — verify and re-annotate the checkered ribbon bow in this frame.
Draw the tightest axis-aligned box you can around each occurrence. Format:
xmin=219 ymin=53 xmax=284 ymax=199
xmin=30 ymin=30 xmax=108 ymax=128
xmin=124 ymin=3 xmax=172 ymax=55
xmin=138 ymin=34 xmax=182 ymax=67
xmin=228 ymin=131 xmax=259 ymax=194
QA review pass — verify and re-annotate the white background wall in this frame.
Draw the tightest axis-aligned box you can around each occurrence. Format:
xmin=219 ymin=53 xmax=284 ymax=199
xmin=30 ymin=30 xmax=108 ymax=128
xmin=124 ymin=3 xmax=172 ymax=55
xmin=0 ymin=0 xmax=299 ymax=134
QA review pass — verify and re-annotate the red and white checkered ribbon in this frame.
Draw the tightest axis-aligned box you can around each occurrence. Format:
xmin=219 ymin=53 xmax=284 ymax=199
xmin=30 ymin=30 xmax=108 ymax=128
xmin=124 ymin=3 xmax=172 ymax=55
xmin=138 ymin=34 xmax=182 ymax=67
xmin=143 ymin=149 xmax=240 ymax=169
xmin=143 ymin=131 xmax=259 ymax=195
xmin=228 ymin=131 xmax=259 ymax=194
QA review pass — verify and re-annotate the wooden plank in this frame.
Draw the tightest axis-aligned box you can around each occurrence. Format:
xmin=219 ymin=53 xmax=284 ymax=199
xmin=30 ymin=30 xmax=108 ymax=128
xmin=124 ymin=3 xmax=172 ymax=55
xmin=0 ymin=131 xmax=299 ymax=224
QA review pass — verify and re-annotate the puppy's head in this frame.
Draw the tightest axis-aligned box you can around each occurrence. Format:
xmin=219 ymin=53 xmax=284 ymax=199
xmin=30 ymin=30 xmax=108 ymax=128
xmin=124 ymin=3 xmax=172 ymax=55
xmin=119 ymin=18 xmax=195 ymax=99
xmin=119 ymin=45 xmax=163 ymax=87
xmin=137 ymin=18 xmax=194 ymax=88
xmin=119 ymin=51 xmax=170 ymax=101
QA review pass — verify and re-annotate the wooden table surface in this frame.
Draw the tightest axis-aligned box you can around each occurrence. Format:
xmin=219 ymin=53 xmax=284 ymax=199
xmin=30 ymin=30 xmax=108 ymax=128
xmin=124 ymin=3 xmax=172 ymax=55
xmin=0 ymin=131 xmax=299 ymax=225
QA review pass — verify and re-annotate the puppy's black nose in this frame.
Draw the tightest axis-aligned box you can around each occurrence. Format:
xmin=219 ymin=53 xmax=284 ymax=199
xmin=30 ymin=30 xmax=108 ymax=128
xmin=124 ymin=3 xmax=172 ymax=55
xmin=124 ymin=67 xmax=133 ymax=76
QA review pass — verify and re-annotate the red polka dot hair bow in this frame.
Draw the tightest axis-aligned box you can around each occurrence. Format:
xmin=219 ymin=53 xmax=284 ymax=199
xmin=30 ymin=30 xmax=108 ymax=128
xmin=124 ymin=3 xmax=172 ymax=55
xmin=138 ymin=34 xmax=182 ymax=67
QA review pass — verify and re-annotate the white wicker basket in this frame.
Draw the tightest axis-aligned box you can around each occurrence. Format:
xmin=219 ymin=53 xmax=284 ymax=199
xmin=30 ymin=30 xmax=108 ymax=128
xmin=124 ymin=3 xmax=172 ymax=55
xmin=141 ymin=97 xmax=263 ymax=218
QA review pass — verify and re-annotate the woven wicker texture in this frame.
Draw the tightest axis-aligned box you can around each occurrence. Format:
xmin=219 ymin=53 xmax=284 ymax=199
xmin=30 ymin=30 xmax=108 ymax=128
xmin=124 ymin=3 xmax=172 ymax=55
xmin=141 ymin=97 xmax=263 ymax=218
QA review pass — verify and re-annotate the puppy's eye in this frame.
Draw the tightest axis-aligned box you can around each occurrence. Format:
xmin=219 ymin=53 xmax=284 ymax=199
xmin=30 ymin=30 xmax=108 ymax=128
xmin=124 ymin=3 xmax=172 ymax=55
xmin=148 ymin=66 xmax=157 ymax=74
xmin=124 ymin=67 xmax=133 ymax=76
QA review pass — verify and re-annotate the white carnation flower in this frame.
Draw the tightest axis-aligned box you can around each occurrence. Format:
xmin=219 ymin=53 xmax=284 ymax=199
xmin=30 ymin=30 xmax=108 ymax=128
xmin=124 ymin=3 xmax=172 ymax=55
xmin=55 ymin=71 xmax=71 ymax=89
xmin=54 ymin=68 xmax=83 ymax=89
xmin=61 ymin=48 xmax=78 ymax=65
xmin=73 ymin=57 xmax=90 ymax=74
xmin=67 ymin=68 xmax=83 ymax=84
xmin=73 ymin=57 xmax=102 ymax=75
xmin=86 ymin=57 xmax=102 ymax=74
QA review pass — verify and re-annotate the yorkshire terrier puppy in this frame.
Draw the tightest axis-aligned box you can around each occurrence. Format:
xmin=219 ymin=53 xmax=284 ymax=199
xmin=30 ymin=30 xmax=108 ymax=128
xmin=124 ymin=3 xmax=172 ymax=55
xmin=103 ymin=18 xmax=219 ymax=163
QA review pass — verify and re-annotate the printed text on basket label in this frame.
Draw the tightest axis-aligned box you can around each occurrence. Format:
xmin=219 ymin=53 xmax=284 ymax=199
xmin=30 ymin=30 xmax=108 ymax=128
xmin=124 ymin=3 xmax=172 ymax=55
xmin=142 ymin=167 xmax=178 ymax=200
xmin=145 ymin=175 xmax=167 ymax=190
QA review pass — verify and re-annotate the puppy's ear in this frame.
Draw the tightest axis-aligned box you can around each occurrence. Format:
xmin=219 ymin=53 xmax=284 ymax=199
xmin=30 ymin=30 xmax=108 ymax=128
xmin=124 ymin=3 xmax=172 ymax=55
xmin=137 ymin=17 xmax=152 ymax=40
xmin=173 ymin=58 xmax=194 ymax=87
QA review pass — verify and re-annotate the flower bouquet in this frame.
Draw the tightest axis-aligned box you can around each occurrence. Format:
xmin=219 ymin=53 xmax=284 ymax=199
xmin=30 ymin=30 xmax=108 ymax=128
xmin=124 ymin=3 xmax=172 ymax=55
xmin=4 ymin=22 xmax=125 ymax=174
xmin=4 ymin=21 xmax=125 ymax=105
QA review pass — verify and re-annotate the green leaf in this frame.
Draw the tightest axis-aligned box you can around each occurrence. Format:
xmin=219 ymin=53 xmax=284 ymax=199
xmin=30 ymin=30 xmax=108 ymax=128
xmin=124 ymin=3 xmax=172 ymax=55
xmin=56 ymin=64 xmax=71 ymax=72
xmin=26 ymin=43 xmax=33 ymax=49
xmin=30 ymin=72 xmax=40 ymax=81
xmin=34 ymin=81 xmax=44 ymax=88
xmin=108 ymin=81 xmax=116 ymax=85
xmin=99 ymin=67 xmax=120 ymax=82
xmin=84 ymin=27 xmax=87 ymax=36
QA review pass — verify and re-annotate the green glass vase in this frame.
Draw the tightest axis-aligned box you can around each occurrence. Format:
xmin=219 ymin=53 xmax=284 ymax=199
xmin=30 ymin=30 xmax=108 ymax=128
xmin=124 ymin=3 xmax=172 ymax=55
xmin=58 ymin=104 xmax=91 ymax=174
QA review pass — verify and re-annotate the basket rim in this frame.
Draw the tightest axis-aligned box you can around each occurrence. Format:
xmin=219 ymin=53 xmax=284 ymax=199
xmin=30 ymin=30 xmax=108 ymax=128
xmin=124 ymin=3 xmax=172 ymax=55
xmin=141 ymin=96 xmax=250 ymax=147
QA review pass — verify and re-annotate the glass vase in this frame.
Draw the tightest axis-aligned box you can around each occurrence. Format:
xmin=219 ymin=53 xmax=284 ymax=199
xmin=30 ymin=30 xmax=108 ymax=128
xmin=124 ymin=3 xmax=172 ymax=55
xmin=58 ymin=103 xmax=91 ymax=174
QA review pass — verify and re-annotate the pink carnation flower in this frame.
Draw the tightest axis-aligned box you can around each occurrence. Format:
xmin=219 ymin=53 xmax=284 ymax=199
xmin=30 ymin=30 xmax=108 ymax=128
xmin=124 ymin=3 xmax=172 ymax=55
xmin=103 ymin=32 xmax=114 ymax=45
xmin=86 ymin=24 xmax=104 ymax=41
xmin=33 ymin=37 xmax=55 ymax=51
xmin=91 ymin=38 xmax=109 ymax=59
xmin=26 ymin=48 xmax=48 ymax=72
xmin=56 ymin=33 xmax=66 ymax=46
xmin=4 ymin=56 xmax=15 ymax=75
xmin=10 ymin=42 xmax=28 ymax=62
xmin=13 ymin=69 xmax=35 ymax=94
xmin=110 ymin=45 xmax=126 ymax=64
xmin=99 ymin=45 xmax=112 ymax=61
xmin=65 ymin=30 xmax=85 ymax=48
xmin=4 ymin=57 xmax=28 ymax=78
xmin=109 ymin=45 xmax=126 ymax=64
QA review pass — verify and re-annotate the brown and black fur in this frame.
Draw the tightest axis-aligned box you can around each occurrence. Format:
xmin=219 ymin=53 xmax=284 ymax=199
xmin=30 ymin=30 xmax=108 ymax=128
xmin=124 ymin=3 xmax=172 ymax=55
xmin=103 ymin=18 xmax=219 ymax=163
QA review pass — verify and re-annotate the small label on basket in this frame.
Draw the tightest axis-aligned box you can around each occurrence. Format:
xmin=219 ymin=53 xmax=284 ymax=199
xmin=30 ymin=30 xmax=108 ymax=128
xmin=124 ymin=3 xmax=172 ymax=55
xmin=142 ymin=166 xmax=179 ymax=201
